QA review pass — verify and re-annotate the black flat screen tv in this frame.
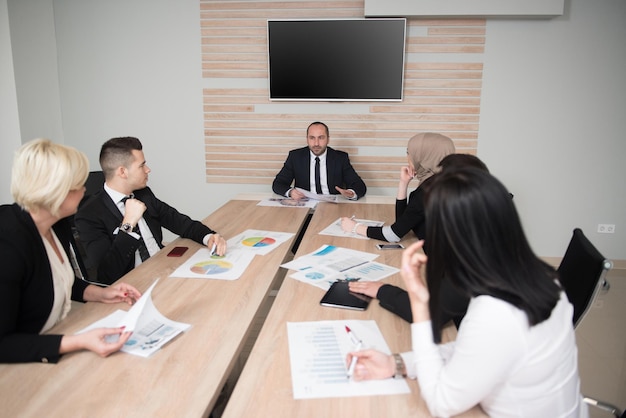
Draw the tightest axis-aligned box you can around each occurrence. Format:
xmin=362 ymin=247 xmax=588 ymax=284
xmin=267 ymin=18 xmax=406 ymax=102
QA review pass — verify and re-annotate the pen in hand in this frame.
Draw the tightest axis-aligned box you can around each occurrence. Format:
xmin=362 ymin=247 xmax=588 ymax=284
xmin=347 ymin=342 xmax=362 ymax=378
xmin=345 ymin=325 xmax=363 ymax=379
xmin=210 ymin=242 xmax=217 ymax=256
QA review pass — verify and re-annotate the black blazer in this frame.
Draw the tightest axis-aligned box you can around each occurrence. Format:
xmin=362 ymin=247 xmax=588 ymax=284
xmin=272 ymin=146 xmax=367 ymax=199
xmin=75 ymin=186 xmax=215 ymax=285
xmin=0 ymin=204 xmax=90 ymax=363
xmin=367 ymin=186 xmax=426 ymax=242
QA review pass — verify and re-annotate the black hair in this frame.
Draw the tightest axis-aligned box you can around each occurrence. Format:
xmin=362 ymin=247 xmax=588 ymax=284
xmin=99 ymin=137 xmax=143 ymax=180
xmin=438 ymin=153 xmax=489 ymax=173
xmin=423 ymin=167 xmax=560 ymax=342
xmin=307 ymin=121 xmax=329 ymax=137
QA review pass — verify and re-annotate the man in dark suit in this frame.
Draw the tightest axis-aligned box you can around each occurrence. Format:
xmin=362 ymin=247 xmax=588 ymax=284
xmin=75 ymin=137 xmax=226 ymax=285
xmin=272 ymin=121 xmax=367 ymax=200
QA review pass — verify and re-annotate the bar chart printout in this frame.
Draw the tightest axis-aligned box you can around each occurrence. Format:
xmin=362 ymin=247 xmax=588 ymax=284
xmin=286 ymin=320 xmax=410 ymax=399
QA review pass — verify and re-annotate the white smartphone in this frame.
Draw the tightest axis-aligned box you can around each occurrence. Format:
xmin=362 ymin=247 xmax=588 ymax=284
xmin=376 ymin=243 xmax=405 ymax=250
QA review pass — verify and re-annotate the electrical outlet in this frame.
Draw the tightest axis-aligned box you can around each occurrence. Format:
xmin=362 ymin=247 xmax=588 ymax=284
xmin=597 ymin=224 xmax=615 ymax=234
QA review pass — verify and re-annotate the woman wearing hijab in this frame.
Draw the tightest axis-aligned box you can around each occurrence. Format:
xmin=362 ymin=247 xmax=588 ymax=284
xmin=340 ymin=132 xmax=454 ymax=241
xmin=0 ymin=139 xmax=141 ymax=364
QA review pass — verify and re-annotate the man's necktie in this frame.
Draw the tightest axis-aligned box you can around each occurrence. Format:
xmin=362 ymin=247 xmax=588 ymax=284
xmin=315 ymin=157 xmax=322 ymax=194
xmin=121 ymin=194 xmax=150 ymax=262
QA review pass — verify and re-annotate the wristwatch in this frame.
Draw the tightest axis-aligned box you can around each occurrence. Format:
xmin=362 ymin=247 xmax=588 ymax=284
xmin=120 ymin=223 xmax=133 ymax=233
xmin=392 ymin=353 xmax=407 ymax=379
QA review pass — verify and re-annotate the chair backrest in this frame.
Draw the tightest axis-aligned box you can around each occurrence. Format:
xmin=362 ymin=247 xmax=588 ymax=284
xmin=557 ymin=228 xmax=612 ymax=327
xmin=80 ymin=170 xmax=105 ymax=207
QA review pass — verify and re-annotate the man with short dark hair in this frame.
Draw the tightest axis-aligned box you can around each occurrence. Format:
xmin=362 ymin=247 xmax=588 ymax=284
xmin=76 ymin=136 xmax=226 ymax=284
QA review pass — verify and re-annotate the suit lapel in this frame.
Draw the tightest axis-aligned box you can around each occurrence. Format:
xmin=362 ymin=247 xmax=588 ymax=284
xmin=100 ymin=191 xmax=123 ymax=222
xmin=325 ymin=148 xmax=335 ymax=190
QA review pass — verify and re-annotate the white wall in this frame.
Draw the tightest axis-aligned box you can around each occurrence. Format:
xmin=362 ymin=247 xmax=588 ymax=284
xmin=479 ymin=0 xmax=626 ymax=259
xmin=0 ymin=0 xmax=22 ymax=203
xmin=3 ymin=0 xmax=625 ymax=260
xmin=7 ymin=0 xmax=63 ymax=143
xmin=51 ymin=0 xmax=258 ymax=239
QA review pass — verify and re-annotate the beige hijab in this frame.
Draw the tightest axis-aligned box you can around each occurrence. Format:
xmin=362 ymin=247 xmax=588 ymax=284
xmin=407 ymin=132 xmax=455 ymax=181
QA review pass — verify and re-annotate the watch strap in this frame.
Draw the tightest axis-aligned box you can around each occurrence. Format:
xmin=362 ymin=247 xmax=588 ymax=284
xmin=393 ymin=353 xmax=407 ymax=379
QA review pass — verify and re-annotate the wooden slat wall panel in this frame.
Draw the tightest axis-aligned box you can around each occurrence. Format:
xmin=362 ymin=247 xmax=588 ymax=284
xmin=201 ymin=0 xmax=484 ymax=188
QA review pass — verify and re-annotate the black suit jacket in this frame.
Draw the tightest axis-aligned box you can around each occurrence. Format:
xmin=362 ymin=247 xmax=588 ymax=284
xmin=75 ymin=186 xmax=215 ymax=285
xmin=272 ymin=147 xmax=367 ymax=199
xmin=0 ymin=204 xmax=90 ymax=363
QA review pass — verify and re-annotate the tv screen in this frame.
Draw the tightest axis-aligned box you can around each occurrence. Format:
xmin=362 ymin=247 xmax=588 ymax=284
xmin=267 ymin=19 xmax=406 ymax=101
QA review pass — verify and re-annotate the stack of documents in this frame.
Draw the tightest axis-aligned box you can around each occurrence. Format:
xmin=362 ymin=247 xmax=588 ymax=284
xmin=281 ymin=245 xmax=399 ymax=290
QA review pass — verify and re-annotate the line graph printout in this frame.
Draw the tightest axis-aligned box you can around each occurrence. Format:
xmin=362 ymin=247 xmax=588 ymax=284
xmin=77 ymin=279 xmax=190 ymax=358
xmin=287 ymin=320 xmax=410 ymax=399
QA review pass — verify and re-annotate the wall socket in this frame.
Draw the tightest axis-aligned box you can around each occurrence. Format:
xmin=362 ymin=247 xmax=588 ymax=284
xmin=597 ymin=224 xmax=615 ymax=234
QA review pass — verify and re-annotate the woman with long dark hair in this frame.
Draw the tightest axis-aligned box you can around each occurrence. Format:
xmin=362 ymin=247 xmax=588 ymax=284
xmin=348 ymin=168 xmax=587 ymax=417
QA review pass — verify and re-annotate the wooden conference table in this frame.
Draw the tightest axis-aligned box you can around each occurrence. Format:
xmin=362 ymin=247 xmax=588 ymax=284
xmin=0 ymin=200 xmax=310 ymax=417
xmin=222 ymin=201 xmax=487 ymax=418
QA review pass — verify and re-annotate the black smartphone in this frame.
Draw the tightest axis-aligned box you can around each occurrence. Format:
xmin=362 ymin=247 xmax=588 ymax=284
xmin=376 ymin=243 xmax=405 ymax=250
xmin=167 ymin=246 xmax=189 ymax=257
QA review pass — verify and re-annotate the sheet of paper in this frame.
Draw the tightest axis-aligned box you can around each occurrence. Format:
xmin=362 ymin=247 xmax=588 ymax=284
xmin=116 ymin=278 xmax=159 ymax=332
xmin=282 ymin=245 xmax=398 ymax=290
xmin=295 ymin=187 xmax=339 ymax=203
xmin=227 ymin=229 xmax=295 ymax=256
xmin=287 ymin=320 xmax=410 ymax=399
xmin=77 ymin=279 xmax=191 ymax=357
xmin=169 ymin=247 xmax=256 ymax=280
xmin=318 ymin=217 xmax=385 ymax=240
xmin=257 ymin=197 xmax=318 ymax=209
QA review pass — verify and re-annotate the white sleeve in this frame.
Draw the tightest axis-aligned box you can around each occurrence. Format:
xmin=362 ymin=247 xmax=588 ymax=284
xmin=411 ymin=297 xmax=526 ymax=418
xmin=399 ymin=338 xmax=455 ymax=380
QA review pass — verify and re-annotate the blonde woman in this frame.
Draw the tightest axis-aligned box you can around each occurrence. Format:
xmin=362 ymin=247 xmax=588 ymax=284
xmin=0 ymin=139 xmax=141 ymax=364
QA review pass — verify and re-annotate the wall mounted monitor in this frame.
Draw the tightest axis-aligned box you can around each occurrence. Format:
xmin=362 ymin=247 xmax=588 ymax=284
xmin=267 ymin=18 xmax=406 ymax=101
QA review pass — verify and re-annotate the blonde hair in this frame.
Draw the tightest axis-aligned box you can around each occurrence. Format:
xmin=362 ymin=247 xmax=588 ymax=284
xmin=11 ymin=138 xmax=89 ymax=216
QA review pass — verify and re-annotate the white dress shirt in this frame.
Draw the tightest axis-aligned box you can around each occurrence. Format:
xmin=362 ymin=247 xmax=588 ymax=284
xmin=403 ymin=291 xmax=588 ymax=418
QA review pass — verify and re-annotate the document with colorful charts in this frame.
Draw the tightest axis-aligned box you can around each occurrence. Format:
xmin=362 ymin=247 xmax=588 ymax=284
xmin=77 ymin=279 xmax=191 ymax=358
xmin=226 ymin=229 xmax=295 ymax=256
xmin=281 ymin=245 xmax=400 ymax=290
xmin=169 ymin=247 xmax=256 ymax=280
xmin=318 ymin=217 xmax=384 ymax=240
xmin=287 ymin=319 xmax=410 ymax=399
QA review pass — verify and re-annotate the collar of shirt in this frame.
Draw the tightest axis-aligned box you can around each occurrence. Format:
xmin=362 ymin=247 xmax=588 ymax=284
xmin=104 ymin=183 xmax=129 ymax=211
xmin=309 ymin=150 xmax=327 ymax=163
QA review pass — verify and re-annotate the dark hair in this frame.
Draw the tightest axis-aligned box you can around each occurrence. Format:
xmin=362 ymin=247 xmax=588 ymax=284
xmin=438 ymin=153 xmax=489 ymax=173
xmin=423 ymin=167 xmax=560 ymax=342
xmin=99 ymin=136 xmax=143 ymax=180
xmin=307 ymin=121 xmax=329 ymax=137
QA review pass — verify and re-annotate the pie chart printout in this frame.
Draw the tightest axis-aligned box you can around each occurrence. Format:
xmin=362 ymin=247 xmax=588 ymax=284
xmin=242 ymin=236 xmax=276 ymax=248
xmin=190 ymin=259 xmax=233 ymax=275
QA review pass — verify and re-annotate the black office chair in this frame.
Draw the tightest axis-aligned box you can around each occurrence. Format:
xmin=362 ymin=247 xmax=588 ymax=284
xmin=557 ymin=228 xmax=622 ymax=418
xmin=81 ymin=170 xmax=105 ymax=206
xmin=71 ymin=171 xmax=105 ymax=282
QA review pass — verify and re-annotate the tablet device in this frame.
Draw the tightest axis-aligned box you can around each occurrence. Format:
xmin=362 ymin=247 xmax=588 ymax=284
xmin=320 ymin=281 xmax=372 ymax=311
